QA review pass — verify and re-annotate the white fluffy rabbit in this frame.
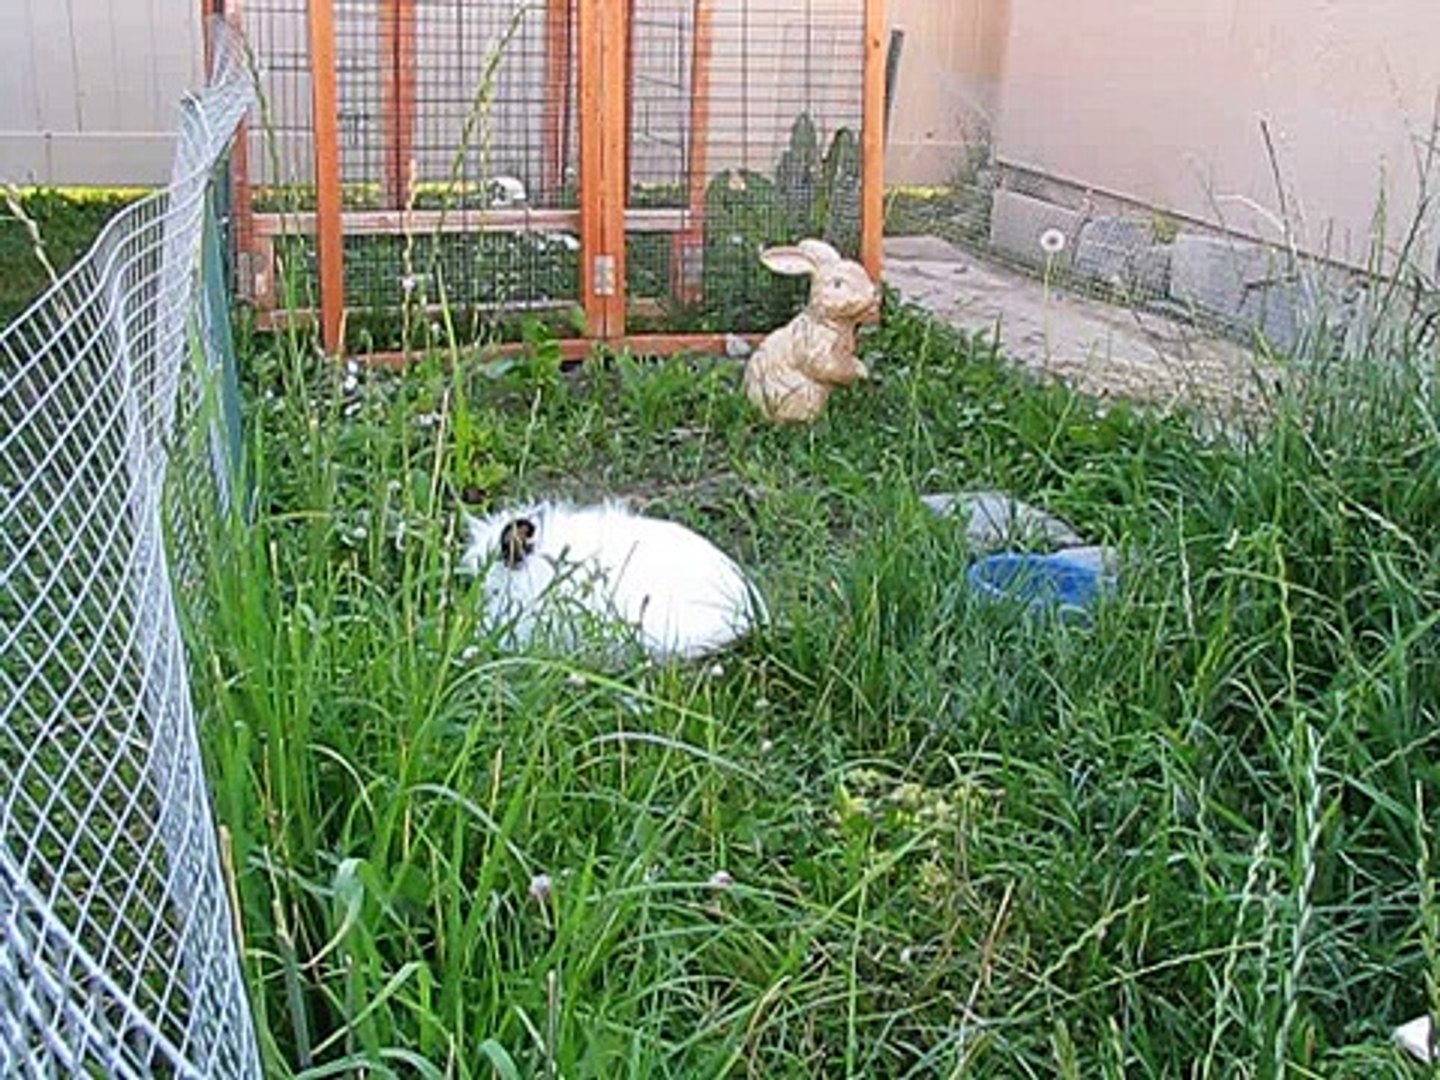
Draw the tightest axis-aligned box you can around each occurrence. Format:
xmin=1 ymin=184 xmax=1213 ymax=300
xmin=459 ymin=500 xmax=766 ymax=662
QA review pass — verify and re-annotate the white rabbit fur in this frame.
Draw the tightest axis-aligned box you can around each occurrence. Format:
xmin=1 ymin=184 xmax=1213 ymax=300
xmin=743 ymin=238 xmax=881 ymax=424
xmin=460 ymin=499 xmax=765 ymax=662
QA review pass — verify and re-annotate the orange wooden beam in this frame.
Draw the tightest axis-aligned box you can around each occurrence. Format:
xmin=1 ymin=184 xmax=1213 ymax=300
xmin=671 ymin=0 xmax=713 ymax=304
xmin=380 ymin=0 xmax=418 ymax=208
xmin=578 ymin=0 xmax=628 ymax=338
xmin=624 ymin=0 xmax=635 ymax=201
xmin=252 ymin=206 xmax=698 ymax=237
xmin=860 ymin=0 xmax=886 ymax=283
xmin=542 ymin=0 xmax=572 ymax=201
xmin=308 ymin=0 xmax=346 ymax=353
xmin=351 ymin=333 xmax=764 ymax=369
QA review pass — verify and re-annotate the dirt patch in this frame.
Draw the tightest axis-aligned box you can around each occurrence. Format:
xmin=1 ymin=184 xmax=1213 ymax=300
xmin=883 ymin=236 xmax=1283 ymax=420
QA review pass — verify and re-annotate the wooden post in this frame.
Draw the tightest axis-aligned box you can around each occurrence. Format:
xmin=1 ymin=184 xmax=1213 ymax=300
xmin=542 ymin=0 xmax=572 ymax=201
xmin=308 ymin=0 xmax=346 ymax=353
xmin=623 ymin=0 xmax=635 ymax=202
xmin=670 ymin=0 xmax=713 ymax=305
xmin=379 ymin=0 xmax=417 ymax=208
xmin=578 ymin=0 xmax=627 ymax=339
xmin=860 ymin=0 xmax=886 ymax=284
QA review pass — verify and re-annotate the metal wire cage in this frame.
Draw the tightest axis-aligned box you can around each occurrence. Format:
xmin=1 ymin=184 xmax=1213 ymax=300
xmin=0 ymin=20 xmax=261 ymax=1078
xmin=227 ymin=0 xmax=886 ymax=358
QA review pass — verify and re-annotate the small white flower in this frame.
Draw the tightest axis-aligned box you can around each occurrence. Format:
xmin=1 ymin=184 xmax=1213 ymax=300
xmin=899 ymin=946 xmax=915 ymax=966
xmin=759 ymin=738 xmax=774 ymax=754
xmin=459 ymin=645 xmax=481 ymax=663
xmin=413 ymin=412 xmax=441 ymax=428
xmin=1038 ymin=228 xmax=1067 ymax=256
xmin=1396 ymin=1015 xmax=1435 ymax=1064
xmin=708 ymin=870 xmax=734 ymax=891
xmin=755 ymin=698 xmax=770 ymax=712
xmin=566 ymin=672 xmax=586 ymax=688
xmin=707 ymin=662 xmax=725 ymax=679
xmin=401 ymin=274 xmax=417 ymax=295
xmin=528 ymin=873 xmax=553 ymax=903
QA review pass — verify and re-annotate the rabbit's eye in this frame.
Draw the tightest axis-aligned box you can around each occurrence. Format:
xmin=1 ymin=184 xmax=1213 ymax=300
xmin=499 ymin=518 xmax=536 ymax=568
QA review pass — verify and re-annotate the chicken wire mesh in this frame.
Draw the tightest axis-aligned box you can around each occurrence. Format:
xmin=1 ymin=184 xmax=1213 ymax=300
xmin=231 ymin=0 xmax=873 ymax=346
xmin=0 ymin=18 xmax=261 ymax=1079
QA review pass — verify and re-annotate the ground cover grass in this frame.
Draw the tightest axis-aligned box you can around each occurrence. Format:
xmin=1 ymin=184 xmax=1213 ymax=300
xmin=0 ymin=187 xmax=142 ymax=326
xmin=191 ymin=297 xmax=1440 ymax=1078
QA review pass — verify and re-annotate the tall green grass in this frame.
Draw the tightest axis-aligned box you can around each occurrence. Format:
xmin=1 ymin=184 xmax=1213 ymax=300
xmin=191 ymin=297 xmax=1440 ymax=1077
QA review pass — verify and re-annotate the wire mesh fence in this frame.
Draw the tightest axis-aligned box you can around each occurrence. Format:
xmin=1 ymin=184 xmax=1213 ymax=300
xmin=0 ymin=18 xmax=261 ymax=1078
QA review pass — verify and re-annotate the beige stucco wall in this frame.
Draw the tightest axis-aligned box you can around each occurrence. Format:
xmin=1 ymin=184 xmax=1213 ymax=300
xmin=7 ymin=0 xmax=1434 ymax=275
xmin=885 ymin=0 xmax=1009 ymax=186
xmin=994 ymin=0 xmax=1440 ymax=269
xmin=0 ymin=0 xmax=202 ymax=185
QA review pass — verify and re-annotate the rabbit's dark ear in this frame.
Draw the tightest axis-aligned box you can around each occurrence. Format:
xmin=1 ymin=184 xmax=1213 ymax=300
xmin=499 ymin=518 xmax=537 ymax=568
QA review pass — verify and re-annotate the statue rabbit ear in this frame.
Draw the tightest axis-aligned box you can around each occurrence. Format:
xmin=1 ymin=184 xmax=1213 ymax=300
xmin=797 ymin=238 xmax=843 ymax=266
xmin=759 ymin=246 xmax=819 ymax=277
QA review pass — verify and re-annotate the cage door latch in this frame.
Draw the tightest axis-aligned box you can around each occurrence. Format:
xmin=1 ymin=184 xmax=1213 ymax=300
xmin=592 ymin=255 xmax=617 ymax=297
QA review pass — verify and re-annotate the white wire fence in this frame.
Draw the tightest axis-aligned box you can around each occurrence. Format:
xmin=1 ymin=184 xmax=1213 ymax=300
xmin=0 ymin=19 xmax=262 ymax=1078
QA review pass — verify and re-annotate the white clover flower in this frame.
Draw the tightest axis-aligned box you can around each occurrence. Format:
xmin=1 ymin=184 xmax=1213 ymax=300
xmin=708 ymin=870 xmax=734 ymax=891
xmin=528 ymin=872 xmax=553 ymax=903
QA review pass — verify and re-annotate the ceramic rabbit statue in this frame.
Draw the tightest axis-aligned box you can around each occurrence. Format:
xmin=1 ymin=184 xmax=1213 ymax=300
xmin=743 ymin=239 xmax=881 ymax=424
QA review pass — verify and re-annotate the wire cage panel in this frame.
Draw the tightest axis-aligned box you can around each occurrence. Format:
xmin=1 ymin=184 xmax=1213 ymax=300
xmin=626 ymin=0 xmax=870 ymax=331
xmin=238 ymin=0 xmax=588 ymax=346
xmin=231 ymin=0 xmax=884 ymax=354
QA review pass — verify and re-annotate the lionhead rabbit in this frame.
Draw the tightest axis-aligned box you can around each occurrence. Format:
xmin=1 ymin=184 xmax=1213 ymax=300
xmin=460 ymin=500 xmax=766 ymax=663
xmin=743 ymin=238 xmax=881 ymax=424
